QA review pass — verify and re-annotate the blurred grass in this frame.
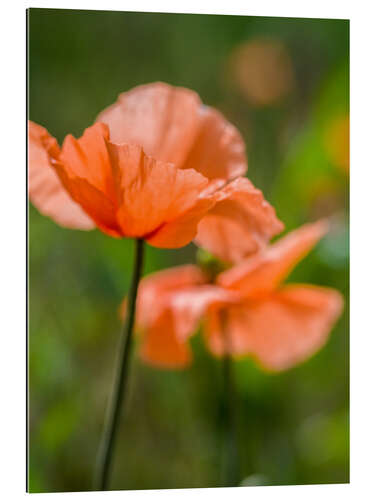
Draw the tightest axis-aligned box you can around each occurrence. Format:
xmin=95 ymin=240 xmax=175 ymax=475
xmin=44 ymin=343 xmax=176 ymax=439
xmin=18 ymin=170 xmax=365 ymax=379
xmin=28 ymin=8 xmax=349 ymax=492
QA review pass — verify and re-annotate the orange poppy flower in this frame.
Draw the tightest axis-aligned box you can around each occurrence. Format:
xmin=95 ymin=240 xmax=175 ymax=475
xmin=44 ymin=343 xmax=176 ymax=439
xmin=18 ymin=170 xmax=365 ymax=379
xmin=28 ymin=82 xmax=283 ymax=252
xmin=131 ymin=220 xmax=343 ymax=371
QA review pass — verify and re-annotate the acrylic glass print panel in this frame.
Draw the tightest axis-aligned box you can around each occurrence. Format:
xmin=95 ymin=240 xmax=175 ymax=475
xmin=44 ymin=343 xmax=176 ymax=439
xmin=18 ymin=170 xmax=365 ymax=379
xmin=28 ymin=8 xmax=349 ymax=493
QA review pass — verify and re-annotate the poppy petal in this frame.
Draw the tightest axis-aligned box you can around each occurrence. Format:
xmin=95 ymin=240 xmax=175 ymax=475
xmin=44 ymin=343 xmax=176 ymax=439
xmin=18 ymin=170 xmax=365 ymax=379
xmin=204 ymin=285 xmax=343 ymax=371
xmin=97 ymin=82 xmax=201 ymax=168
xmin=52 ymin=160 xmax=121 ymax=237
xmin=146 ymin=196 xmax=216 ymax=248
xmin=195 ymin=177 xmax=284 ymax=262
xmin=97 ymin=83 xmax=247 ymax=181
xmin=106 ymin=141 xmax=210 ymax=240
xmin=28 ymin=121 xmax=95 ymax=230
xmin=138 ymin=284 xmax=239 ymax=369
xmin=135 ymin=266 xmax=238 ymax=368
xmin=166 ymin=285 xmax=240 ymax=341
xmin=181 ymin=106 xmax=247 ymax=180
xmin=60 ymin=123 xmax=116 ymax=200
xmin=140 ymin=310 xmax=193 ymax=369
xmin=217 ymin=220 xmax=328 ymax=297
xmin=136 ymin=265 xmax=207 ymax=330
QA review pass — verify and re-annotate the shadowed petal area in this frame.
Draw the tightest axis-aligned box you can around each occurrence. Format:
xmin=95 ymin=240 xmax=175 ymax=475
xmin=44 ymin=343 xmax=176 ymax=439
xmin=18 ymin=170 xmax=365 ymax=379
xmin=195 ymin=177 xmax=284 ymax=262
xmin=140 ymin=310 xmax=193 ymax=369
xmin=52 ymin=161 xmax=122 ymax=237
xmin=181 ymin=106 xmax=247 ymax=180
xmin=96 ymin=82 xmax=201 ymax=168
xmin=217 ymin=220 xmax=328 ymax=297
xmin=28 ymin=121 xmax=95 ymax=230
xmin=166 ymin=285 xmax=240 ymax=341
xmin=60 ymin=123 xmax=116 ymax=199
xmin=106 ymin=142 xmax=210 ymax=240
xmin=204 ymin=285 xmax=343 ymax=371
xmin=146 ymin=197 xmax=216 ymax=248
xmin=51 ymin=124 xmax=122 ymax=236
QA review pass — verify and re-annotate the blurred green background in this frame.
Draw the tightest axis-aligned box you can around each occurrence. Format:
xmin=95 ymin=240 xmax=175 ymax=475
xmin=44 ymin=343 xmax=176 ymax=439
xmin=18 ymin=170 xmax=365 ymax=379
xmin=28 ymin=9 xmax=349 ymax=493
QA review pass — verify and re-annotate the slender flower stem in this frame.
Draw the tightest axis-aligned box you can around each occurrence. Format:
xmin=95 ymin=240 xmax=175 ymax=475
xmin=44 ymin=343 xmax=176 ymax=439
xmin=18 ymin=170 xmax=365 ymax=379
xmin=94 ymin=238 xmax=145 ymax=491
xmin=220 ymin=311 xmax=240 ymax=487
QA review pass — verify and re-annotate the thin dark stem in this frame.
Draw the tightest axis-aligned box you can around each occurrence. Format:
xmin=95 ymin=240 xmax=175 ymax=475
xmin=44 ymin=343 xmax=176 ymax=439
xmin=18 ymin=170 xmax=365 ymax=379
xmin=220 ymin=311 xmax=240 ymax=487
xmin=94 ymin=238 xmax=145 ymax=491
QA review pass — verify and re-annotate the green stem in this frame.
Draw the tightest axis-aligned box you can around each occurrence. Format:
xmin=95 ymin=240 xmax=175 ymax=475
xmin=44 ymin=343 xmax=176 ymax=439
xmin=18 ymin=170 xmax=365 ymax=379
xmin=220 ymin=311 xmax=240 ymax=487
xmin=94 ymin=238 xmax=145 ymax=491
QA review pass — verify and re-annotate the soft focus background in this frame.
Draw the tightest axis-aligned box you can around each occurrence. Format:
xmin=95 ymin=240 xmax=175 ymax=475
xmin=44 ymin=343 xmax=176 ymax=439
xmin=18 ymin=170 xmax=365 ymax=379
xmin=28 ymin=9 xmax=349 ymax=493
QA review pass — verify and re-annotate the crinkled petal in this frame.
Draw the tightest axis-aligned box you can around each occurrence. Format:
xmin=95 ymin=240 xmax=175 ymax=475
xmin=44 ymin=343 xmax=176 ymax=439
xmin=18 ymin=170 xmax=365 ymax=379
xmin=146 ymin=196 xmax=216 ymax=248
xmin=217 ymin=220 xmax=328 ymax=297
xmin=28 ymin=121 xmax=95 ymax=230
xmin=97 ymin=82 xmax=201 ymax=168
xmin=195 ymin=177 xmax=284 ymax=262
xmin=60 ymin=123 xmax=116 ymax=200
xmin=181 ymin=106 xmax=247 ymax=180
xmin=52 ymin=160 xmax=122 ymax=237
xmin=106 ymin=141 xmax=210 ymax=240
xmin=97 ymin=83 xmax=247 ymax=181
xmin=204 ymin=285 xmax=343 ymax=371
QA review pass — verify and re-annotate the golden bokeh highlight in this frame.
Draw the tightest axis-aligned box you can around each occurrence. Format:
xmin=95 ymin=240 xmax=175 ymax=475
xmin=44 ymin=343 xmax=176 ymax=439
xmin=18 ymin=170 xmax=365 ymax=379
xmin=324 ymin=114 xmax=350 ymax=173
xmin=230 ymin=39 xmax=295 ymax=107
